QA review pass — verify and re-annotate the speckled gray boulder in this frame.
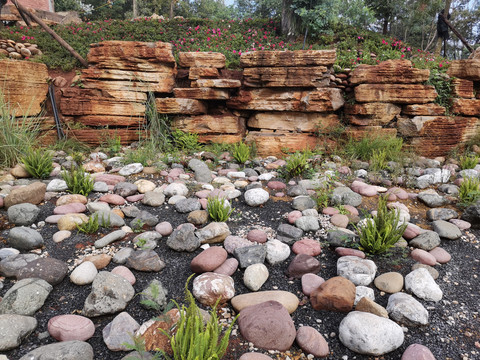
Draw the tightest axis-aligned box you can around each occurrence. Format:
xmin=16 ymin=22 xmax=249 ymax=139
xmin=19 ymin=340 xmax=94 ymax=360
xmin=405 ymin=268 xmax=443 ymax=302
xmin=387 ymin=292 xmax=429 ymax=326
xmin=0 ymin=278 xmax=52 ymax=316
xmin=188 ymin=158 xmax=212 ymax=183
xmin=175 ymin=198 xmax=201 ymax=213
xmin=244 ymin=188 xmax=270 ymax=207
xmin=432 ymin=220 xmax=462 ymax=240
xmin=0 ymin=314 xmax=37 ymax=351
xmin=167 ymin=224 xmax=201 ymax=252
xmin=337 ymin=256 xmax=377 ymax=286
xmin=291 ymin=196 xmax=316 ymax=211
xmin=7 ymin=203 xmax=40 ymax=225
xmin=331 ymin=187 xmax=362 ymax=207
xmin=409 ymin=231 xmax=441 ymax=251
xmin=8 ymin=227 xmax=44 ymax=251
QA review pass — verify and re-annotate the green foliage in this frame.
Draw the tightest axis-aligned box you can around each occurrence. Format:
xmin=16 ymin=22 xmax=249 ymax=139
xmin=232 ymin=142 xmax=251 ymax=164
xmin=355 ymin=195 xmax=408 ymax=255
xmin=159 ymin=275 xmax=237 ymax=360
xmin=343 ymin=135 xmax=403 ymax=162
xmin=315 ymin=181 xmax=334 ymax=210
xmin=76 ymin=213 xmax=100 ymax=234
xmin=427 ymin=68 xmax=453 ymax=111
xmin=131 ymin=218 xmax=146 ymax=233
xmin=141 ymin=92 xmax=172 ymax=153
xmin=101 ymin=133 xmax=122 ymax=156
xmin=123 ymin=147 xmax=155 ymax=167
xmin=21 ymin=148 xmax=53 ymax=179
xmin=207 ymin=196 xmax=233 ymax=222
xmin=459 ymin=176 xmax=480 ymax=206
xmin=370 ymin=149 xmax=388 ymax=172
xmin=459 ymin=154 xmax=479 ymax=170
xmin=172 ymin=130 xmax=200 ymax=151
xmin=138 ymin=282 xmax=167 ymax=311
xmin=283 ymin=149 xmax=312 ymax=179
xmin=61 ymin=166 xmax=95 ymax=196
xmin=49 ymin=138 xmax=91 ymax=153
xmin=291 ymin=0 xmax=340 ymax=36
xmin=0 ymin=91 xmax=41 ymax=168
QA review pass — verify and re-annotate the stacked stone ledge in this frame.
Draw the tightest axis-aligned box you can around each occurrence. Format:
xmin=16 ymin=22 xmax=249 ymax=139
xmin=162 ymin=51 xmax=244 ymax=145
xmin=226 ymin=49 xmax=343 ymax=157
xmin=59 ymin=41 xmax=177 ymax=145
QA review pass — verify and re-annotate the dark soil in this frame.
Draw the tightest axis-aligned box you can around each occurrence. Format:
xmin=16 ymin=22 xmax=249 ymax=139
xmin=0 ymin=184 xmax=479 ymax=360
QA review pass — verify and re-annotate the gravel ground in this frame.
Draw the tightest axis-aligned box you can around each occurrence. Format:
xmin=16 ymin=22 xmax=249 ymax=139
xmin=0 ymin=181 xmax=479 ymax=360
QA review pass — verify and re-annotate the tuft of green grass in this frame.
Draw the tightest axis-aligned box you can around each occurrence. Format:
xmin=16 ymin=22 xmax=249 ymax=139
xmin=283 ymin=149 xmax=312 ymax=180
xmin=171 ymin=129 xmax=200 ymax=152
xmin=459 ymin=154 xmax=479 ymax=170
xmin=459 ymin=176 xmax=480 ymax=206
xmin=76 ymin=213 xmax=99 ymax=234
xmin=159 ymin=275 xmax=238 ymax=360
xmin=343 ymin=135 xmax=403 ymax=162
xmin=207 ymin=196 xmax=233 ymax=222
xmin=232 ymin=142 xmax=251 ymax=164
xmin=355 ymin=195 xmax=407 ymax=255
xmin=21 ymin=148 xmax=53 ymax=179
xmin=61 ymin=166 xmax=94 ymax=196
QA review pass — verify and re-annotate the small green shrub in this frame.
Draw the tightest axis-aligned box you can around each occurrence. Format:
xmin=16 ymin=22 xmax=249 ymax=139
xmin=428 ymin=68 xmax=453 ymax=111
xmin=172 ymin=130 xmax=200 ymax=151
xmin=343 ymin=135 xmax=403 ymax=162
xmin=131 ymin=218 xmax=145 ymax=233
xmin=370 ymin=149 xmax=388 ymax=172
xmin=355 ymin=195 xmax=407 ymax=255
xmin=284 ymin=150 xmax=312 ymax=179
xmin=207 ymin=196 xmax=233 ymax=222
xmin=61 ymin=166 xmax=94 ymax=196
xmin=123 ymin=147 xmax=155 ymax=167
xmin=21 ymin=148 xmax=53 ymax=179
xmin=459 ymin=176 xmax=480 ymax=205
xmin=459 ymin=154 xmax=479 ymax=170
xmin=101 ymin=133 xmax=122 ymax=156
xmin=159 ymin=275 xmax=237 ymax=360
xmin=232 ymin=142 xmax=251 ymax=164
xmin=315 ymin=181 xmax=334 ymax=210
xmin=76 ymin=213 xmax=99 ymax=234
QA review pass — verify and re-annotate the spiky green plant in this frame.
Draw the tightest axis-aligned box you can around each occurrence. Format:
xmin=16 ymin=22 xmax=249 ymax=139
xmin=21 ymin=148 xmax=53 ymax=179
xmin=159 ymin=275 xmax=238 ymax=360
xmin=207 ymin=196 xmax=233 ymax=222
xmin=232 ymin=142 xmax=251 ymax=164
xmin=76 ymin=213 xmax=99 ymax=234
xmin=61 ymin=166 xmax=94 ymax=196
xmin=355 ymin=195 xmax=408 ymax=255
xmin=459 ymin=176 xmax=480 ymax=205
xmin=459 ymin=154 xmax=479 ymax=170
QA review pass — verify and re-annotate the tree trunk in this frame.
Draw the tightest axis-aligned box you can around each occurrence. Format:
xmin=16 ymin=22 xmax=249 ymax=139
xmin=435 ymin=0 xmax=452 ymax=56
xmin=382 ymin=17 xmax=389 ymax=35
xmin=169 ymin=0 xmax=175 ymax=19
xmin=133 ymin=0 xmax=137 ymax=18
xmin=281 ymin=0 xmax=296 ymax=41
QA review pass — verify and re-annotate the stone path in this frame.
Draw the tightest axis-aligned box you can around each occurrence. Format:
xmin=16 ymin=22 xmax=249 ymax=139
xmin=0 ymin=150 xmax=479 ymax=359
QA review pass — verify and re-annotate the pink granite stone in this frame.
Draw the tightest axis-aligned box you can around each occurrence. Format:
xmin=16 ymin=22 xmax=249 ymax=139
xmin=267 ymin=181 xmax=286 ymax=190
xmin=111 ymin=265 xmax=136 ymax=285
xmin=401 ymin=344 xmax=436 ymax=360
xmin=99 ymin=194 xmax=126 ymax=205
xmin=403 ymin=223 xmax=422 ymax=240
xmin=343 ymin=205 xmax=359 ymax=216
xmin=48 ymin=314 xmax=95 ymax=341
xmin=247 ymin=229 xmax=268 ymax=243
xmin=449 ymin=218 xmax=471 ymax=230
xmin=335 ymin=247 xmax=365 ymax=258
xmin=125 ymin=194 xmax=144 ymax=202
xmin=288 ymin=211 xmax=303 ymax=224
xmin=301 ymin=273 xmax=325 ymax=296
xmin=411 ymin=249 xmax=437 ymax=266
xmin=93 ymin=174 xmax=126 ymax=185
xmin=191 ymin=247 xmax=228 ymax=273
xmin=429 ymin=247 xmax=451 ymax=264
xmin=322 ymin=207 xmax=340 ymax=215
xmin=155 ymin=222 xmax=173 ymax=236
xmin=53 ymin=203 xmax=87 ymax=215
xmin=292 ymin=238 xmax=322 ymax=256
xmin=330 ymin=214 xmax=349 ymax=228
xmin=213 ymin=258 xmax=239 ymax=276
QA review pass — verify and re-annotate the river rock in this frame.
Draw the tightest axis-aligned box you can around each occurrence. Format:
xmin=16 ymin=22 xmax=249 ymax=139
xmin=432 ymin=220 xmax=462 ymax=239
xmin=374 ymin=272 xmax=404 ymax=293
xmin=244 ymin=188 xmax=270 ymax=207
xmin=286 ymin=254 xmax=321 ymax=279
xmin=4 ymin=181 xmax=46 ymax=208
xmin=48 ymin=314 xmax=95 ymax=341
xmin=310 ymin=276 xmax=356 ymax=312
xmin=16 ymin=257 xmax=68 ymax=285
xmin=103 ymin=312 xmax=140 ymax=351
xmin=195 ymin=222 xmax=230 ymax=244
xmin=405 ymin=268 xmax=443 ymax=302
xmin=126 ymin=250 xmax=165 ymax=272
xmin=70 ymin=261 xmax=98 ymax=285
xmin=0 ymin=314 xmax=37 ymax=351
xmin=265 ymin=239 xmax=290 ymax=265
xmin=18 ymin=340 xmax=94 ymax=360
xmin=8 ymin=227 xmax=44 ymax=251
xmin=167 ymin=224 xmax=201 ymax=252
xmin=401 ymin=344 xmax=436 ymax=360
xmin=295 ymin=326 xmax=330 ymax=357
xmin=0 ymin=278 xmax=52 ymax=316
xmin=190 ymin=246 xmax=228 ymax=273
xmin=231 ymin=290 xmax=299 ymax=314
xmin=243 ymin=263 xmax=269 ymax=291
xmin=337 ymin=256 xmax=377 ymax=286
xmin=386 ymin=292 xmax=429 ymax=326
xmin=192 ymin=272 xmax=235 ymax=306
xmin=7 ymin=203 xmax=40 ymax=225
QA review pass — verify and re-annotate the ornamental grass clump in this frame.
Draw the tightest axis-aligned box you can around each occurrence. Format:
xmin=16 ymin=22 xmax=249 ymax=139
xmin=21 ymin=148 xmax=53 ymax=179
xmin=232 ymin=141 xmax=251 ymax=164
xmin=459 ymin=176 xmax=480 ymax=206
xmin=459 ymin=154 xmax=479 ymax=170
xmin=76 ymin=213 xmax=99 ymax=234
xmin=61 ymin=166 xmax=94 ymax=196
xmin=207 ymin=196 xmax=233 ymax=222
xmin=159 ymin=275 xmax=237 ymax=360
xmin=355 ymin=195 xmax=407 ymax=255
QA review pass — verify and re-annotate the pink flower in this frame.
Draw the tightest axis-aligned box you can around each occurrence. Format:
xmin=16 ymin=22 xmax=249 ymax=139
xmin=233 ymin=50 xmax=236 ymax=54
xmin=439 ymin=63 xmax=443 ymax=67
xmin=207 ymin=37 xmax=211 ymax=41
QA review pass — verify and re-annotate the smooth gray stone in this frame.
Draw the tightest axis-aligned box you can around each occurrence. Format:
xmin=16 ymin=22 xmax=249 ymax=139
xmin=19 ymin=340 xmax=94 ymax=360
xmin=94 ymin=210 xmax=125 ymax=227
xmin=432 ymin=220 xmax=462 ymax=240
xmin=0 ymin=278 xmax=52 ymax=316
xmin=188 ymin=158 xmax=212 ymax=183
xmin=126 ymin=250 xmax=165 ymax=272
xmin=291 ymin=195 xmax=316 ymax=211
xmin=0 ymin=253 xmax=39 ymax=277
xmin=277 ymin=223 xmax=303 ymax=245
xmin=387 ymin=292 xmax=429 ymax=326
xmin=7 ymin=203 xmax=40 ymax=225
xmin=94 ymin=230 xmax=126 ymax=248
xmin=0 ymin=314 xmax=37 ymax=351
xmin=331 ymin=186 xmax=362 ymax=207
xmin=8 ymin=227 xmax=44 ymax=251
xmin=234 ymin=245 xmax=267 ymax=268
xmin=409 ymin=231 xmax=441 ymax=251
xmin=113 ymin=182 xmax=138 ymax=197
xmin=175 ymin=198 xmax=201 ymax=213
xmin=426 ymin=208 xmax=458 ymax=221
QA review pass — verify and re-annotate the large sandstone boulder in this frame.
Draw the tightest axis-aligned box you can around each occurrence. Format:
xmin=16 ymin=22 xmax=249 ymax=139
xmin=4 ymin=182 xmax=46 ymax=209
xmin=355 ymin=84 xmax=437 ymax=104
xmin=240 ymin=50 xmax=336 ymax=67
xmin=447 ymin=59 xmax=480 ymax=81
xmin=349 ymin=59 xmax=430 ymax=84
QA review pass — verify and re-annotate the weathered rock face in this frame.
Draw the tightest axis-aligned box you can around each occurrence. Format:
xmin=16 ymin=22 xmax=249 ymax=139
xmin=349 ymin=60 xmax=430 ymax=84
xmin=447 ymin=59 xmax=480 ymax=81
xmin=248 ymin=112 xmax=339 ymax=133
xmin=451 ymin=78 xmax=474 ymax=98
xmin=227 ymin=88 xmax=344 ymax=111
xmin=240 ymin=50 xmax=336 ymax=67
xmin=402 ymin=104 xmax=446 ymax=116
xmin=178 ymin=52 xmax=226 ymax=68
xmin=451 ymin=99 xmax=480 ymax=116
xmin=172 ymin=115 xmax=245 ymax=137
xmin=243 ymin=66 xmax=329 ymax=87
xmin=0 ymin=59 xmax=48 ymax=116
xmin=155 ymin=98 xmax=207 ymax=114
xmin=345 ymin=102 xmax=401 ymax=126
xmin=355 ymin=84 xmax=437 ymax=104
xmin=245 ymin=132 xmax=323 ymax=157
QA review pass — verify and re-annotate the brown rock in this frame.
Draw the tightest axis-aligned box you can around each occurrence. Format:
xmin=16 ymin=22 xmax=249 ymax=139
xmin=172 ymin=115 xmax=245 ymax=135
xmin=451 ymin=99 xmax=480 ymax=116
xmin=57 ymin=214 xmax=88 ymax=231
xmin=87 ymin=41 xmax=176 ymax=70
xmin=190 ymin=247 xmax=228 ymax=273
xmin=10 ymin=164 xmax=31 ymax=178
xmin=355 ymin=297 xmax=389 ymax=318
xmin=60 ymin=96 xmax=145 ymax=116
xmin=0 ymin=59 xmax=48 ymax=116
xmin=349 ymin=60 xmax=430 ymax=84
xmin=451 ymin=78 xmax=474 ymax=98
xmin=173 ymin=88 xmax=230 ymax=100
xmin=245 ymin=131 xmax=324 ymax=158
xmin=155 ymin=98 xmax=207 ymax=114
xmin=188 ymin=66 xmax=220 ymax=79
xmin=345 ymin=102 xmax=401 ymax=125
xmin=52 ymin=76 xmax=68 ymax=88
xmin=243 ymin=66 xmax=329 ymax=87
xmin=193 ymin=79 xmax=241 ymax=88
xmin=231 ymin=290 xmax=299 ymax=314
xmin=402 ymin=104 xmax=446 ymax=116
xmin=310 ymin=276 xmax=356 ymax=312
xmin=240 ymin=50 xmax=336 ymax=67
xmin=84 ymin=254 xmax=112 ymax=269
xmin=247 ymin=112 xmax=339 ymax=133
xmin=137 ymin=309 xmax=180 ymax=352
xmin=178 ymin=52 xmax=226 ymax=68
xmin=296 ymin=326 xmax=330 ymax=357
xmin=447 ymin=59 xmax=480 ymax=81
xmin=4 ymin=182 xmax=46 ymax=208
xmin=228 ymin=88 xmax=344 ymax=112
xmin=198 ymin=134 xmax=244 ymax=144
xmin=286 ymin=254 xmax=321 ymax=279
xmin=56 ymin=194 xmax=88 ymax=206
xmin=238 ymin=300 xmax=296 ymax=351
xmin=355 ymin=84 xmax=437 ymax=104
